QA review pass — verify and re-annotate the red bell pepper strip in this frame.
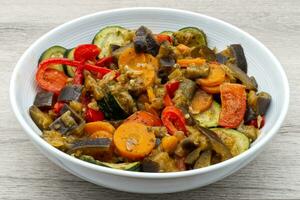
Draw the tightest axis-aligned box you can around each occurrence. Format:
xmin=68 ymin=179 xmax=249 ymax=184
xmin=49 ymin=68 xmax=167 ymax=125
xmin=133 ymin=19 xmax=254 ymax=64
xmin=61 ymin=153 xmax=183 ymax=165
xmin=36 ymin=58 xmax=116 ymax=93
xmin=96 ymin=56 xmax=114 ymax=67
xmin=161 ymin=106 xmax=187 ymax=135
xmin=53 ymin=102 xmax=65 ymax=114
xmin=165 ymin=81 xmax=180 ymax=98
xmin=74 ymin=44 xmax=100 ymax=62
xmin=156 ymin=34 xmax=173 ymax=44
xmin=73 ymin=65 xmax=84 ymax=85
xmin=85 ymin=108 xmax=104 ymax=122
xmin=163 ymin=93 xmax=173 ymax=106
xmin=219 ymin=83 xmax=246 ymax=128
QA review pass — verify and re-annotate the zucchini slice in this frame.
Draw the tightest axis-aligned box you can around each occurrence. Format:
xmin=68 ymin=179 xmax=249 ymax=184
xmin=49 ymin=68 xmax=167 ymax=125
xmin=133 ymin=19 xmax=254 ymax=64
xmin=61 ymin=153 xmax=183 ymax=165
xmin=193 ymin=101 xmax=220 ymax=128
xmin=64 ymin=48 xmax=76 ymax=77
xmin=160 ymin=31 xmax=174 ymax=37
xmin=92 ymin=26 xmax=132 ymax=58
xmin=174 ymin=27 xmax=207 ymax=47
xmin=39 ymin=45 xmax=67 ymax=71
xmin=98 ymin=98 xmax=113 ymax=119
xmin=79 ymin=155 xmax=140 ymax=171
xmin=210 ymin=128 xmax=250 ymax=156
xmin=105 ymin=93 xmax=130 ymax=120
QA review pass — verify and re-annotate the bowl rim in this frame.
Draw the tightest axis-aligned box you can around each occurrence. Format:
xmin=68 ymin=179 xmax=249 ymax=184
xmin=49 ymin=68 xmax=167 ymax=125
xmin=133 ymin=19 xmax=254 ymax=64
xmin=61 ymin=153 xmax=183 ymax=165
xmin=10 ymin=7 xmax=289 ymax=179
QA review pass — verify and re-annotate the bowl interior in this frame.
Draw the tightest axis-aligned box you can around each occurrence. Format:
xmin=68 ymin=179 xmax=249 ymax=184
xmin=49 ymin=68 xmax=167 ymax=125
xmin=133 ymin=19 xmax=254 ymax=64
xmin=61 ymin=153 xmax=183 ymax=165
xmin=10 ymin=8 xmax=289 ymax=176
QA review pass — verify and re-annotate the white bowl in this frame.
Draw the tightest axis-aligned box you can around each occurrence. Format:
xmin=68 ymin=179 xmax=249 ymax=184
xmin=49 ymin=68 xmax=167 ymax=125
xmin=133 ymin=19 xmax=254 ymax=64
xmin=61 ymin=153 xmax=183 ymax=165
xmin=10 ymin=7 xmax=289 ymax=193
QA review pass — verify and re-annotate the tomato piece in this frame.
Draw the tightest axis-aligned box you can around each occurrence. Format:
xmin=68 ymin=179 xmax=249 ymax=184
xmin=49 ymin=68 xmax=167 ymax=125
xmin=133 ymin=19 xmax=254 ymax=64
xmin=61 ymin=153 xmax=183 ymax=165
xmin=156 ymin=34 xmax=173 ymax=44
xmin=162 ymin=106 xmax=187 ymax=135
xmin=74 ymin=44 xmax=100 ymax=62
xmin=36 ymin=67 xmax=68 ymax=94
xmin=85 ymin=108 xmax=105 ymax=122
xmin=219 ymin=83 xmax=246 ymax=128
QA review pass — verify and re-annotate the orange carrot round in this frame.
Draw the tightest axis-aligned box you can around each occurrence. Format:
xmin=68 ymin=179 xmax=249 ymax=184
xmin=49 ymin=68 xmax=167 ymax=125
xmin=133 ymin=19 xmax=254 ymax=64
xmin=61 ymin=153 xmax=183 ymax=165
xmin=84 ymin=121 xmax=115 ymax=135
xmin=90 ymin=130 xmax=113 ymax=139
xmin=125 ymin=111 xmax=162 ymax=126
xmin=113 ymin=122 xmax=156 ymax=160
xmin=201 ymin=85 xmax=220 ymax=94
xmin=196 ymin=63 xmax=225 ymax=87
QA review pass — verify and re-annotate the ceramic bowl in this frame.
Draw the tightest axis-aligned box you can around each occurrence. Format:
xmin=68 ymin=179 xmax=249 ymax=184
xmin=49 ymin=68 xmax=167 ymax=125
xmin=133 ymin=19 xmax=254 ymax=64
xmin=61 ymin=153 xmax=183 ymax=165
xmin=10 ymin=7 xmax=289 ymax=193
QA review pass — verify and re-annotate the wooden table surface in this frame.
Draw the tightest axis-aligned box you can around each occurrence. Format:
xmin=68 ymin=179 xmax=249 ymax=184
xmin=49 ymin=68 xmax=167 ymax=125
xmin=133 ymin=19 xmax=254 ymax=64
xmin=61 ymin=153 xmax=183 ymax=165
xmin=1 ymin=0 xmax=299 ymax=199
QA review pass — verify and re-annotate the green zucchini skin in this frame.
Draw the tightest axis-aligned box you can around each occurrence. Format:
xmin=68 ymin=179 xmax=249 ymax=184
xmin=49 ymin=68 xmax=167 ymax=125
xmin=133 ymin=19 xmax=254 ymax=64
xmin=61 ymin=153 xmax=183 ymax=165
xmin=174 ymin=27 xmax=207 ymax=47
xmin=39 ymin=45 xmax=67 ymax=71
xmin=160 ymin=31 xmax=174 ymax=36
xmin=79 ymin=155 xmax=140 ymax=171
xmin=92 ymin=26 xmax=131 ymax=58
xmin=193 ymin=101 xmax=220 ymax=128
xmin=210 ymin=128 xmax=250 ymax=156
xmin=64 ymin=48 xmax=76 ymax=77
xmin=97 ymin=93 xmax=129 ymax=120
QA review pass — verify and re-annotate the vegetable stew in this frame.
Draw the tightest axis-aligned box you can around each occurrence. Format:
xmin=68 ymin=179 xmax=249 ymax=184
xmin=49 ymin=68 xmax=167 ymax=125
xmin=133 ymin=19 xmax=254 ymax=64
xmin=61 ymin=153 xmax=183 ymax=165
xmin=29 ymin=25 xmax=271 ymax=172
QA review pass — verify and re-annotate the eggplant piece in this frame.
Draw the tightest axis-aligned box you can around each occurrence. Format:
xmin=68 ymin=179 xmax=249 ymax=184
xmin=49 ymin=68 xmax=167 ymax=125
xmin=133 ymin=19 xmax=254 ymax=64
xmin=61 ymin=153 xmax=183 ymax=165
xmin=110 ymin=44 xmax=121 ymax=52
xmin=80 ymin=155 xmax=140 ymax=171
xmin=50 ymin=104 xmax=85 ymax=135
xmin=225 ymin=63 xmax=257 ymax=90
xmin=134 ymin=26 xmax=160 ymax=56
xmin=184 ymin=64 xmax=210 ymax=79
xmin=142 ymin=159 xmax=160 ymax=172
xmin=29 ymin=105 xmax=53 ymax=130
xmin=229 ymin=44 xmax=247 ymax=73
xmin=33 ymin=91 xmax=54 ymax=108
xmin=181 ymin=138 xmax=198 ymax=152
xmin=244 ymin=106 xmax=257 ymax=124
xmin=192 ymin=122 xmax=232 ymax=161
xmin=68 ymin=138 xmax=112 ymax=155
xmin=194 ymin=150 xmax=212 ymax=169
xmin=173 ymin=78 xmax=197 ymax=108
xmin=58 ymin=85 xmax=82 ymax=102
xmin=185 ymin=147 xmax=201 ymax=165
xmin=216 ymin=53 xmax=228 ymax=64
xmin=256 ymin=92 xmax=271 ymax=115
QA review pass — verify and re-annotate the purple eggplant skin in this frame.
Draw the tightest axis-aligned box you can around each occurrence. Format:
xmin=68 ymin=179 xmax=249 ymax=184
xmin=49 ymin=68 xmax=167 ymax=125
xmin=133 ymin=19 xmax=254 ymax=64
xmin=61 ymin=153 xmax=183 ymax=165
xmin=33 ymin=91 xmax=54 ymax=109
xmin=49 ymin=104 xmax=85 ymax=135
xmin=134 ymin=26 xmax=160 ymax=56
xmin=244 ymin=106 xmax=257 ymax=124
xmin=58 ymin=85 xmax=83 ymax=102
xmin=67 ymin=138 xmax=112 ymax=155
xmin=256 ymin=92 xmax=271 ymax=115
xmin=230 ymin=44 xmax=248 ymax=73
xmin=216 ymin=53 xmax=228 ymax=64
xmin=141 ymin=159 xmax=160 ymax=172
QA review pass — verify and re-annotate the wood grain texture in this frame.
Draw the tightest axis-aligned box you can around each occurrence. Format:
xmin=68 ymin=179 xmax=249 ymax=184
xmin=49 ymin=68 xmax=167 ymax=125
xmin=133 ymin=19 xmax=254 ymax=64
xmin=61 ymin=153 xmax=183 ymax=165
xmin=1 ymin=0 xmax=299 ymax=199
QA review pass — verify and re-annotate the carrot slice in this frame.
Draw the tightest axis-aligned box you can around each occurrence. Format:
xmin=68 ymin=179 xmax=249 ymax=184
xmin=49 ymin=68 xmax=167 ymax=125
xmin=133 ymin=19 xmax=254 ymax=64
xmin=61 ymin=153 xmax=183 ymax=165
xmin=189 ymin=89 xmax=213 ymax=114
xmin=90 ymin=130 xmax=113 ymax=139
xmin=196 ymin=63 xmax=225 ymax=86
xmin=84 ymin=121 xmax=115 ymax=135
xmin=118 ymin=47 xmax=158 ymax=87
xmin=125 ymin=111 xmax=162 ymax=126
xmin=113 ymin=122 xmax=156 ymax=160
xmin=201 ymin=85 xmax=220 ymax=94
xmin=219 ymin=83 xmax=247 ymax=128
xmin=177 ymin=58 xmax=206 ymax=67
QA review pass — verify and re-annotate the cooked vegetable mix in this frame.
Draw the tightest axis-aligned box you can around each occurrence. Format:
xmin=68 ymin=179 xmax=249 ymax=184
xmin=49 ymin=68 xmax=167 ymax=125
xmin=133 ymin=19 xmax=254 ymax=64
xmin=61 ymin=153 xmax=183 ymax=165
xmin=30 ymin=25 xmax=271 ymax=172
